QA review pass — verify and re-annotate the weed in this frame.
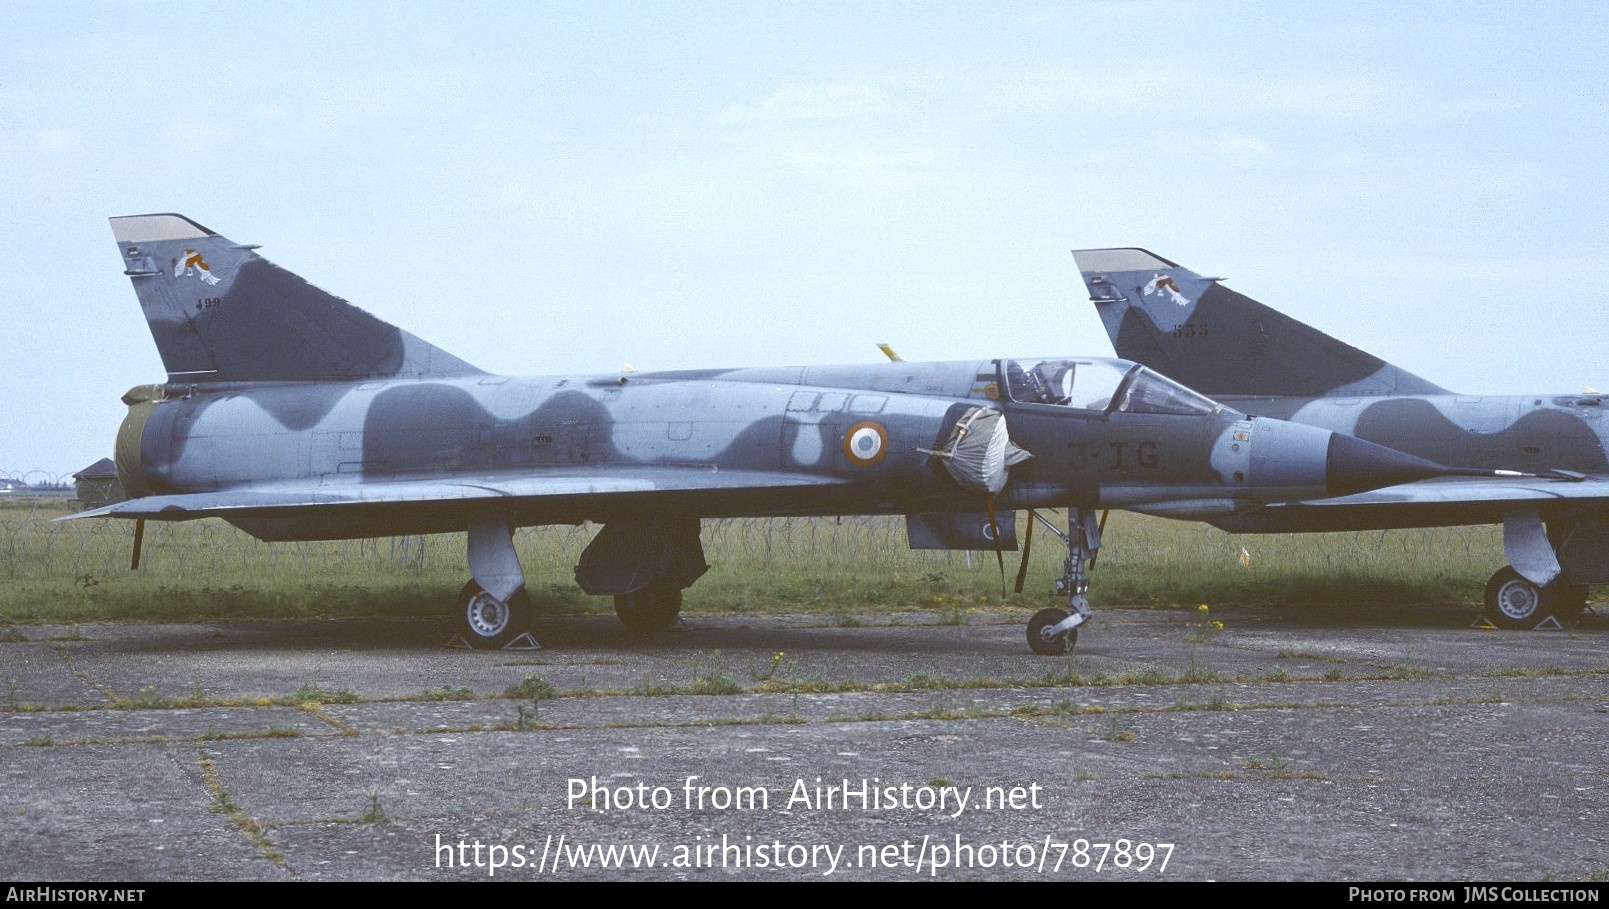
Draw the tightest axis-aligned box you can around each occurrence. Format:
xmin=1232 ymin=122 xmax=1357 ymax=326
xmin=290 ymin=682 xmax=359 ymax=705
xmin=360 ymin=790 xmax=390 ymax=824
xmin=767 ymin=665 xmax=836 ymax=693
xmin=1180 ymin=653 xmax=1220 ymax=684
xmin=927 ymin=778 xmax=954 ymax=788
xmin=134 ymin=686 xmax=169 ymax=709
xmin=24 ymin=734 xmax=52 ymax=746
xmin=1102 ymin=716 xmax=1136 ymax=743
xmin=1127 ymin=667 xmax=1172 ymax=685
xmin=1071 ymin=770 xmax=1099 ymax=781
xmin=3 ymin=678 xmax=17 ymax=710
xmin=1185 ymin=604 xmax=1225 ymax=643
xmin=938 ymin=603 xmax=971 ymax=625
xmin=904 ymin=672 xmax=948 ymax=690
xmin=513 ymin=702 xmax=546 ymax=730
xmin=691 ymin=652 xmax=742 ymax=695
xmin=210 ymin=789 xmax=238 ymax=815
xmin=0 ymin=627 xmax=25 ymax=643
xmin=1036 ymin=664 xmax=1083 ymax=687
xmin=754 ymin=713 xmax=808 ymax=725
xmin=422 ymin=685 xmax=477 ymax=701
xmin=631 ymin=674 xmax=675 ymax=696
xmin=1321 ymin=668 xmax=1345 ymax=682
xmin=1048 ymin=695 xmax=1080 ymax=716
xmin=834 ymin=613 xmax=865 ymax=628
xmin=1243 ymin=758 xmax=1269 ymax=770
xmin=749 ymin=651 xmax=785 ymax=682
xmin=504 ymin=673 xmax=556 ymax=701
xmin=1205 ymin=695 xmax=1235 ymax=711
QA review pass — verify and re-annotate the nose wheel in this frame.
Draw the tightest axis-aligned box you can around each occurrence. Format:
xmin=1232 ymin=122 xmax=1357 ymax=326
xmin=1028 ymin=607 xmax=1078 ymax=655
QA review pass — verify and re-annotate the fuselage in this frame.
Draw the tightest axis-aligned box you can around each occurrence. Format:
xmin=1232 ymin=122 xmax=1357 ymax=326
xmin=1211 ymin=392 xmax=1608 ymax=532
xmin=1225 ymin=393 xmax=1608 ymax=474
xmin=113 ymin=357 xmax=1366 ymax=540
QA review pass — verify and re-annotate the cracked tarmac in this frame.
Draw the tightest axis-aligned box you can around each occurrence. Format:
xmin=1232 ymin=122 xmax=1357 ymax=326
xmin=2 ymin=603 xmax=1607 ymax=881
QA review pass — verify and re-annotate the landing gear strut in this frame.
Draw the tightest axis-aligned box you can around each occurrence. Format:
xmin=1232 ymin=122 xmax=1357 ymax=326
xmin=458 ymin=516 xmax=536 ymax=649
xmin=1026 ymin=508 xmax=1101 ymax=655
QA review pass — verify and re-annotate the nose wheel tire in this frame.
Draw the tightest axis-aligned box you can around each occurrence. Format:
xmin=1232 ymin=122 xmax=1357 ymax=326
xmin=614 ymin=586 xmax=683 ymax=632
xmin=1028 ymin=607 xmax=1077 ymax=655
xmin=1482 ymin=567 xmax=1576 ymax=630
xmin=458 ymin=580 xmax=533 ymax=649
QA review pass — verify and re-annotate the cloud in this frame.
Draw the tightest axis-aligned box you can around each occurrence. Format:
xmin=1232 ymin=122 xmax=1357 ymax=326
xmin=35 ymin=128 xmax=76 ymax=151
xmin=1151 ymin=129 xmax=1269 ymax=166
xmin=783 ymin=145 xmax=935 ymax=186
xmin=716 ymin=84 xmax=888 ymax=124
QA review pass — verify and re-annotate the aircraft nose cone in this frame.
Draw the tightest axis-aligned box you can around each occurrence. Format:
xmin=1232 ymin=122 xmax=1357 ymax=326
xmin=1325 ymin=432 xmax=1448 ymax=497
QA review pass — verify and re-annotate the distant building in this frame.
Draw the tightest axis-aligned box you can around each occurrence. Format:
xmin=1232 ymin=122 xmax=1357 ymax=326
xmin=73 ymin=458 xmax=124 ymax=510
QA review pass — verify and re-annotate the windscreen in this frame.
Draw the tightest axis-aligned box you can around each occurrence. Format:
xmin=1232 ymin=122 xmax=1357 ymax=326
xmin=1002 ymin=359 xmax=1220 ymax=416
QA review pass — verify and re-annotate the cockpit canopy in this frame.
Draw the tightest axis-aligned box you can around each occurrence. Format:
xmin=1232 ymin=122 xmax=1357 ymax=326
xmin=1001 ymin=358 xmax=1222 ymax=417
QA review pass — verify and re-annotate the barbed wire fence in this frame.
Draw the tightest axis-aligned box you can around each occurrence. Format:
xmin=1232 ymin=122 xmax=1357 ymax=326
xmin=0 ymin=496 xmax=1506 ymax=589
xmin=0 ymin=469 xmax=74 ymax=490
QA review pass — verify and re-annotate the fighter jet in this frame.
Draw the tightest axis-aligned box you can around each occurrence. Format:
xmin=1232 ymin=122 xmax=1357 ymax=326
xmin=1073 ymin=247 xmax=1609 ymax=630
xmin=69 ymin=214 xmax=1477 ymax=655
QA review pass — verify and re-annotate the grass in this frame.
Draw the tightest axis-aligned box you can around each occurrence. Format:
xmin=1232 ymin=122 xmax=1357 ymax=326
xmin=1101 ymin=716 xmax=1136 ymax=743
xmin=0 ymin=506 xmax=1519 ymax=623
xmin=360 ymin=791 xmax=390 ymax=824
xmin=504 ymin=673 xmax=557 ymax=701
xmin=690 ymin=652 xmax=743 ymax=695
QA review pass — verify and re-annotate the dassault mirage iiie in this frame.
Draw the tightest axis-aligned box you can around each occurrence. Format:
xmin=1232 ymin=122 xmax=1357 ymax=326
xmin=72 ymin=214 xmax=1472 ymax=654
xmin=1074 ymin=247 xmax=1609 ymax=630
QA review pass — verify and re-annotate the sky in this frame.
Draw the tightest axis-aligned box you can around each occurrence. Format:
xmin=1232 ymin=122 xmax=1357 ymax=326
xmin=2 ymin=1 xmax=1606 ymax=479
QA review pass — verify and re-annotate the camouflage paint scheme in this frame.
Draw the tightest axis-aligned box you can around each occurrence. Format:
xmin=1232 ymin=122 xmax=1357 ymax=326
xmin=1074 ymin=247 xmax=1609 ymax=629
xmin=67 ymin=215 xmax=1459 ymax=653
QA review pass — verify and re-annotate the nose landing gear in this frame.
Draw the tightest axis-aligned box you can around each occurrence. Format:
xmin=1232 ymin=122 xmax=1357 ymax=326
xmin=1025 ymin=508 xmax=1102 ymax=655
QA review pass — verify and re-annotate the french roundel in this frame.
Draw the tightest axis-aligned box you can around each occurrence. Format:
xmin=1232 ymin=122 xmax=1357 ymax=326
xmin=843 ymin=421 xmax=888 ymax=467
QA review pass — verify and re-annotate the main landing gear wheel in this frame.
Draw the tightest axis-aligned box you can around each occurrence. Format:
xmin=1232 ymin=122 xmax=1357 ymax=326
xmin=457 ymin=580 xmax=533 ymax=649
xmin=1551 ymin=582 xmax=1590 ymax=623
xmin=614 ymin=586 xmax=683 ymax=632
xmin=1028 ymin=607 xmax=1077 ymax=655
xmin=1482 ymin=567 xmax=1579 ymax=630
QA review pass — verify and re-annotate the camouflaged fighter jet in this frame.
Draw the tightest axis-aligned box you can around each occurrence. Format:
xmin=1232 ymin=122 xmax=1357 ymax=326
xmin=1074 ymin=247 xmax=1609 ymax=631
xmin=69 ymin=214 xmax=1474 ymax=655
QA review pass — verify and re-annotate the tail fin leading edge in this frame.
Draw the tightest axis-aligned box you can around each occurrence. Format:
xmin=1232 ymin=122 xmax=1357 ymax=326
xmin=110 ymin=213 xmax=481 ymax=383
xmin=1072 ymin=247 xmax=1446 ymax=398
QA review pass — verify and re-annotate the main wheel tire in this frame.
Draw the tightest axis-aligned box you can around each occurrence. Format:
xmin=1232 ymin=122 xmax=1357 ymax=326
xmin=1551 ymin=582 xmax=1590 ymax=624
xmin=457 ymin=580 xmax=533 ymax=649
xmin=1482 ymin=567 xmax=1558 ymax=630
xmin=614 ymin=586 xmax=683 ymax=632
xmin=1027 ymin=607 xmax=1077 ymax=655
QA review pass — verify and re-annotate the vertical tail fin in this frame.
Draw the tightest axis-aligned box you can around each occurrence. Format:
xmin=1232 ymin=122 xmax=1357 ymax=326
xmin=110 ymin=213 xmax=481 ymax=383
xmin=1072 ymin=247 xmax=1447 ymax=398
